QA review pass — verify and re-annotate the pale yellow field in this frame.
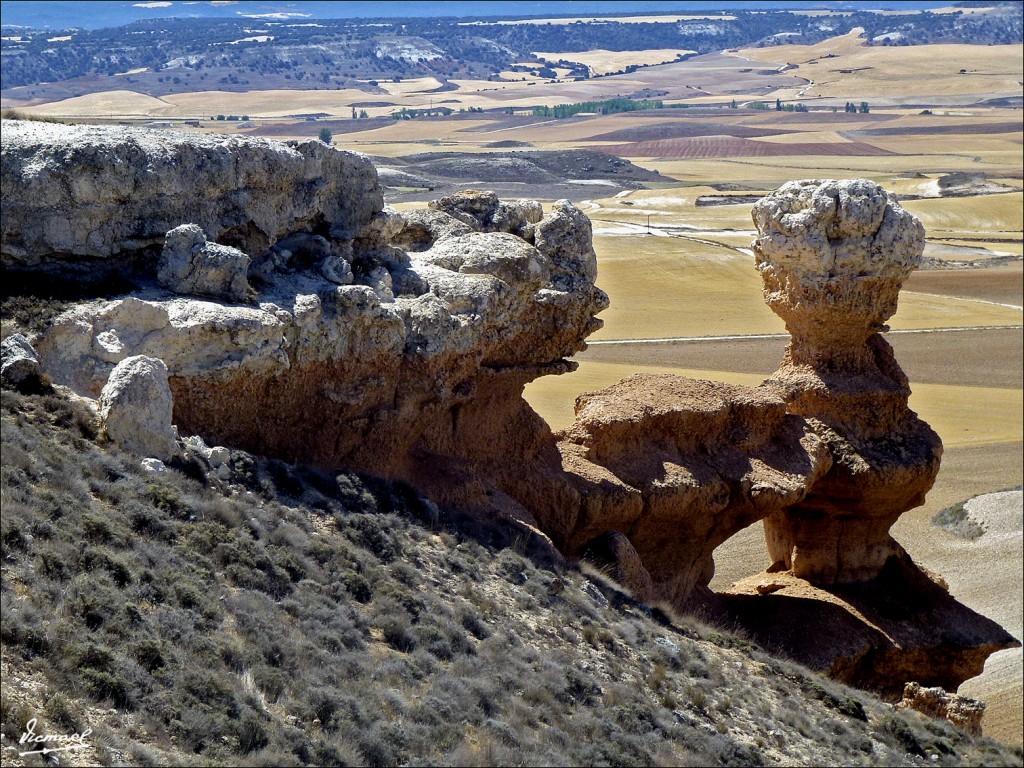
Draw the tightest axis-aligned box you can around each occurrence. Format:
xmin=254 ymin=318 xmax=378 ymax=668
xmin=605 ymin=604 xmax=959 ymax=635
xmin=532 ymin=49 xmax=695 ymax=76
xmin=635 ymin=153 xmax=1024 ymax=184
xmin=16 ymin=74 xmax=672 ymax=120
xmin=867 ymin=135 xmax=1024 ymax=156
xmin=588 ymin=236 xmax=782 ymax=341
xmin=22 ymin=89 xmax=175 ymax=117
xmin=735 ymin=32 xmax=1024 ymax=101
xmin=902 ymin=192 xmax=1024 ymax=235
xmin=373 ymin=77 xmax=445 ymax=96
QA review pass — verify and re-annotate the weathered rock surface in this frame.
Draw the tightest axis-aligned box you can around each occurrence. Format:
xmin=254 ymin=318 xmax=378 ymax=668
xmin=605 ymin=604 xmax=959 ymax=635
xmin=709 ymin=179 xmax=1016 ymax=697
xmin=753 ymin=179 xmax=941 ymax=584
xmin=429 ymin=189 xmax=543 ymax=240
xmin=551 ymin=374 xmax=831 ymax=606
xmin=0 ymin=333 xmax=44 ymax=392
xmin=98 ymin=355 xmax=178 ymax=462
xmin=1 ymin=120 xmax=381 ymax=267
xmin=897 ymin=682 xmax=986 ymax=736
xmin=11 ymin=126 xmax=606 ymax=528
xmin=158 ymin=224 xmax=252 ymax=302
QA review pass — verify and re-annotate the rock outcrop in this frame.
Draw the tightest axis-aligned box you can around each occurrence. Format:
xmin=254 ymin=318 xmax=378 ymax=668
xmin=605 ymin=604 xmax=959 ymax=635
xmin=3 ymin=122 xmax=1015 ymax=703
xmin=98 ymin=355 xmax=178 ymax=462
xmin=551 ymin=374 xmax=832 ymax=606
xmin=8 ymin=123 xmax=606 ymax=530
xmin=1 ymin=120 xmax=380 ymax=268
xmin=897 ymin=682 xmax=986 ymax=736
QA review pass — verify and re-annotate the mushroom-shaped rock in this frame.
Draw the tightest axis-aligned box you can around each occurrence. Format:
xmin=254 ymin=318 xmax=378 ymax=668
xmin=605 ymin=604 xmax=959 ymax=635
xmin=751 ymin=178 xmax=925 ymax=364
xmin=751 ymin=179 xmax=941 ymax=584
xmin=99 ymin=355 xmax=178 ymax=462
xmin=1 ymin=333 xmax=45 ymax=392
xmin=159 ymin=224 xmax=252 ymax=302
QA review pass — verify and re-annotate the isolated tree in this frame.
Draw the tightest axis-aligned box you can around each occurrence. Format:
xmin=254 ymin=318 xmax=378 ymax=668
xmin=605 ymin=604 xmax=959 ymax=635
xmin=359 ymin=110 xmax=369 ymax=119
xmin=318 ymin=126 xmax=333 ymax=143
xmin=352 ymin=108 xmax=357 ymax=119
xmin=776 ymin=98 xmax=782 ymax=111
xmin=859 ymin=101 xmax=870 ymax=113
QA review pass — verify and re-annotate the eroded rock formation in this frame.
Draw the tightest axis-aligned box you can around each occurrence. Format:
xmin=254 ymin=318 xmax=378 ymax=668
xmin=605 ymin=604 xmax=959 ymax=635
xmin=752 ymin=179 xmax=942 ymax=584
xmin=3 ymin=123 xmax=1016 ymax=701
xmin=7 ymin=122 xmax=607 ymax=530
xmin=551 ymin=374 xmax=832 ymax=607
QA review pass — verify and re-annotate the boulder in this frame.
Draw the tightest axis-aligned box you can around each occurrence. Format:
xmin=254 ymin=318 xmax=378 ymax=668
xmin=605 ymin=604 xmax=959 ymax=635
xmin=1 ymin=333 xmax=45 ymax=392
xmin=98 ymin=355 xmax=178 ymax=462
xmin=429 ymin=190 xmax=543 ymax=240
xmin=159 ymin=224 xmax=252 ymax=302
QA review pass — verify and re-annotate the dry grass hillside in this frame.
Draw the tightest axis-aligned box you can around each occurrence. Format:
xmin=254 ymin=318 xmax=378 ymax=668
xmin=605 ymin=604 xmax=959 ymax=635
xmin=1 ymin=384 xmax=1021 ymax=768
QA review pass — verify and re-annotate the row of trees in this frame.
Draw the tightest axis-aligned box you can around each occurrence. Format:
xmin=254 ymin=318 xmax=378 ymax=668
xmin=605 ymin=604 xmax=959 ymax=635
xmin=531 ymin=98 xmax=666 ymax=119
xmin=748 ymin=98 xmax=810 ymax=112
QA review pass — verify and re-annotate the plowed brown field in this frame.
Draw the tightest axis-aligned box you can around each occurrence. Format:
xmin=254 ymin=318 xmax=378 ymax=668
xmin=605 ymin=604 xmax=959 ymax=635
xmin=606 ymin=136 xmax=896 ymax=158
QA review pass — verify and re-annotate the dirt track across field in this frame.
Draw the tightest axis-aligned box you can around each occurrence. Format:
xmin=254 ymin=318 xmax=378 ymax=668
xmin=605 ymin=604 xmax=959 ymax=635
xmin=581 ymin=326 xmax=1024 ymax=389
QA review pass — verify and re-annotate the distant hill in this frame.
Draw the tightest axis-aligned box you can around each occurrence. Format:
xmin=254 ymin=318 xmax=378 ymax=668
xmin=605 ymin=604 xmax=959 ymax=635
xmin=2 ymin=3 xmax=1018 ymax=99
xmin=0 ymin=1 xmax=958 ymax=32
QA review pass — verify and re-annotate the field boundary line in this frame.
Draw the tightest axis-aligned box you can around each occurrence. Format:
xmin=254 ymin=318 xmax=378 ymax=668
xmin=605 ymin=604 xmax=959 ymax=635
xmin=589 ymin=324 xmax=1024 ymax=345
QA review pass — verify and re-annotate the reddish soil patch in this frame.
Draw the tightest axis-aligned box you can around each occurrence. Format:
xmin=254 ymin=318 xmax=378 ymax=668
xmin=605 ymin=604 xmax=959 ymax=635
xmin=589 ymin=121 xmax=788 ymax=142
xmin=603 ymin=136 xmax=897 ymax=158
xmin=843 ymin=121 xmax=1024 ymax=138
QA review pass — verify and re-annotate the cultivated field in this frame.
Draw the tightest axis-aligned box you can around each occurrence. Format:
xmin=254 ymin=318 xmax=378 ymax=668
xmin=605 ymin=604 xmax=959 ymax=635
xmin=734 ymin=29 xmax=1024 ymax=104
xmin=531 ymin=48 xmax=695 ymax=76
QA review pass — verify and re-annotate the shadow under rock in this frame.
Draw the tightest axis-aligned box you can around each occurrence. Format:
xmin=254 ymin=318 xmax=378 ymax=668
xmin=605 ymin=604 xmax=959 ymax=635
xmin=717 ymin=555 xmax=1020 ymax=700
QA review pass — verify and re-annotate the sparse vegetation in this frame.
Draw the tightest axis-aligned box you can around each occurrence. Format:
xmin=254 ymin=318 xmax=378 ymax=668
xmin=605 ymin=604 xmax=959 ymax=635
xmin=0 ymin=109 xmax=68 ymax=123
xmin=2 ymin=383 xmax=1021 ymax=766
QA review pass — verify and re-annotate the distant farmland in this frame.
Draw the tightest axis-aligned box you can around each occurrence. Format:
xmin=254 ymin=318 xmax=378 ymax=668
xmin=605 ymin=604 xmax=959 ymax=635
xmin=604 ymin=137 xmax=897 ymax=158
